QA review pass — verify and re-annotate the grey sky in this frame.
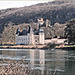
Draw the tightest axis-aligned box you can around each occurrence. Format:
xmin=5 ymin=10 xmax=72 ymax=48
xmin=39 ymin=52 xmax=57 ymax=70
xmin=0 ymin=0 xmax=54 ymax=10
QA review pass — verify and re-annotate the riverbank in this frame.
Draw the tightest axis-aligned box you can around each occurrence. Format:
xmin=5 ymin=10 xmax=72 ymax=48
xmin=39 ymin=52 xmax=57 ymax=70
xmin=55 ymin=45 xmax=75 ymax=50
xmin=0 ymin=45 xmax=46 ymax=49
xmin=1 ymin=44 xmax=75 ymax=50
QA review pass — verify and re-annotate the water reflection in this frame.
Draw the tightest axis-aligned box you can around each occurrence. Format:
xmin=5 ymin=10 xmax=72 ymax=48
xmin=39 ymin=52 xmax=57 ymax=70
xmin=0 ymin=49 xmax=75 ymax=75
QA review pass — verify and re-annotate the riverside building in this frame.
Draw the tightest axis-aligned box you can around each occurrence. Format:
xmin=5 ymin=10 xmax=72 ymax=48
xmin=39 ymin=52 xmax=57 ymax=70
xmin=16 ymin=25 xmax=44 ymax=45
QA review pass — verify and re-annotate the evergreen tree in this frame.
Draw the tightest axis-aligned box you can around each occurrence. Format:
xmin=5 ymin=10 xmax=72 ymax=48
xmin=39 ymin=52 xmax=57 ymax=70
xmin=65 ymin=19 xmax=75 ymax=44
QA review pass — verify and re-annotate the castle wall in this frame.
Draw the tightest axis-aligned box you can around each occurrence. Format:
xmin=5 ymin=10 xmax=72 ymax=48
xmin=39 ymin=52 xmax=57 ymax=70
xmin=16 ymin=33 xmax=45 ymax=45
xmin=29 ymin=33 xmax=35 ymax=45
xmin=16 ymin=25 xmax=45 ymax=45
xmin=34 ymin=35 xmax=39 ymax=45
xmin=44 ymin=39 xmax=66 ymax=44
xmin=16 ymin=35 xmax=29 ymax=45
xmin=39 ymin=33 xmax=44 ymax=44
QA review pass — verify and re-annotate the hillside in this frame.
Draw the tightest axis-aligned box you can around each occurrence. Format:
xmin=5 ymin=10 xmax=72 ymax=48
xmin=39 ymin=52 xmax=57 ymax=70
xmin=0 ymin=0 xmax=75 ymax=33
xmin=0 ymin=0 xmax=75 ymax=44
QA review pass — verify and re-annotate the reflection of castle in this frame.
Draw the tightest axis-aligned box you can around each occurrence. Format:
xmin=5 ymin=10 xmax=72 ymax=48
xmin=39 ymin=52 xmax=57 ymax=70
xmin=30 ymin=50 xmax=67 ymax=75
xmin=16 ymin=24 xmax=44 ymax=45
xmin=1 ymin=49 xmax=68 ymax=75
xmin=30 ymin=50 xmax=45 ymax=75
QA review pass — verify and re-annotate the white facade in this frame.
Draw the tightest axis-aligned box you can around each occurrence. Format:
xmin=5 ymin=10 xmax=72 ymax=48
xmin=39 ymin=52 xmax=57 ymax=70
xmin=16 ymin=34 xmax=30 ymax=45
xmin=16 ymin=26 xmax=44 ymax=45
xmin=39 ymin=33 xmax=44 ymax=44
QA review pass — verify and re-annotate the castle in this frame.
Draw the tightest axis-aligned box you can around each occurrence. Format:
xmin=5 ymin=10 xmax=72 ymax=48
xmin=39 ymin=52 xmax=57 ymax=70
xmin=16 ymin=24 xmax=44 ymax=45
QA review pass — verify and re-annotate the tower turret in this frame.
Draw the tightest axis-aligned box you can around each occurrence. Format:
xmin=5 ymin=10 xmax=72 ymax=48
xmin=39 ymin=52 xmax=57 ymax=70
xmin=29 ymin=25 xmax=35 ymax=45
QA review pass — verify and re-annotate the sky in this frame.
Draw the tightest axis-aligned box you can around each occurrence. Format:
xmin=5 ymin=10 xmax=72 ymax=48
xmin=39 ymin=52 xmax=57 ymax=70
xmin=0 ymin=0 xmax=54 ymax=10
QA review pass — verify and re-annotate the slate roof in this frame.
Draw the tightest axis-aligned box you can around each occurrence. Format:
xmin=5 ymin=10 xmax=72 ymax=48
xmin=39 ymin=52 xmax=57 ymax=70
xmin=19 ymin=30 xmax=27 ymax=35
xmin=16 ymin=25 xmax=44 ymax=36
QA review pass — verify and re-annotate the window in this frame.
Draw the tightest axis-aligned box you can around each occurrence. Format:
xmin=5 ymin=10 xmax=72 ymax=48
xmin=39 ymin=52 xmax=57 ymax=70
xmin=35 ymin=40 xmax=38 ymax=42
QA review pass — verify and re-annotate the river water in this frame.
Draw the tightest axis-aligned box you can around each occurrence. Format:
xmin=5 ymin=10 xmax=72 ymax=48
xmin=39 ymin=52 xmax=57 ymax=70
xmin=0 ymin=49 xmax=75 ymax=75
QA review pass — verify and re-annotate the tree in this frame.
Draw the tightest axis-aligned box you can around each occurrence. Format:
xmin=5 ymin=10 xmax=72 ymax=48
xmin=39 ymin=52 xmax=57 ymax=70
xmin=65 ymin=19 xmax=75 ymax=44
xmin=54 ymin=22 xmax=65 ymax=38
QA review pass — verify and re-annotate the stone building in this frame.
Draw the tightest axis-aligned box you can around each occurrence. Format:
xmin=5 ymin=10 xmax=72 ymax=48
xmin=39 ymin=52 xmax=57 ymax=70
xmin=45 ymin=19 xmax=51 ymax=27
xmin=37 ymin=18 xmax=51 ymax=27
xmin=16 ymin=24 xmax=44 ymax=45
xmin=37 ymin=18 xmax=44 ymax=25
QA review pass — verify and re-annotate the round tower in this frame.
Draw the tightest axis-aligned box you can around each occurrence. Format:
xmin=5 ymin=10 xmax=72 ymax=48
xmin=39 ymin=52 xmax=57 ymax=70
xmin=39 ymin=29 xmax=44 ymax=44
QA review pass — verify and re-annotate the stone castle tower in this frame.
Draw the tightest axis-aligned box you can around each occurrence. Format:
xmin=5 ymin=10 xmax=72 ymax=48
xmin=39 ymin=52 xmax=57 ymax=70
xmin=39 ymin=29 xmax=44 ymax=44
xmin=45 ymin=19 xmax=51 ymax=27
xmin=29 ymin=25 xmax=35 ymax=45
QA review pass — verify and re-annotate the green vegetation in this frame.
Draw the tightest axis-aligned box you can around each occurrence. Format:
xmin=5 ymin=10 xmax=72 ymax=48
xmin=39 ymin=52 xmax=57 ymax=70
xmin=0 ymin=59 xmax=37 ymax=75
xmin=44 ymin=43 xmax=59 ymax=49
xmin=65 ymin=19 xmax=75 ymax=44
xmin=0 ymin=0 xmax=75 ymax=44
xmin=64 ymin=45 xmax=75 ymax=47
xmin=0 ymin=23 xmax=65 ymax=44
xmin=0 ymin=0 xmax=75 ymax=33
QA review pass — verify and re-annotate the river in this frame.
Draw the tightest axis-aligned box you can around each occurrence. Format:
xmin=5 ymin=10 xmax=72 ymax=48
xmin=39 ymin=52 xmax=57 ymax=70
xmin=0 ymin=49 xmax=75 ymax=75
